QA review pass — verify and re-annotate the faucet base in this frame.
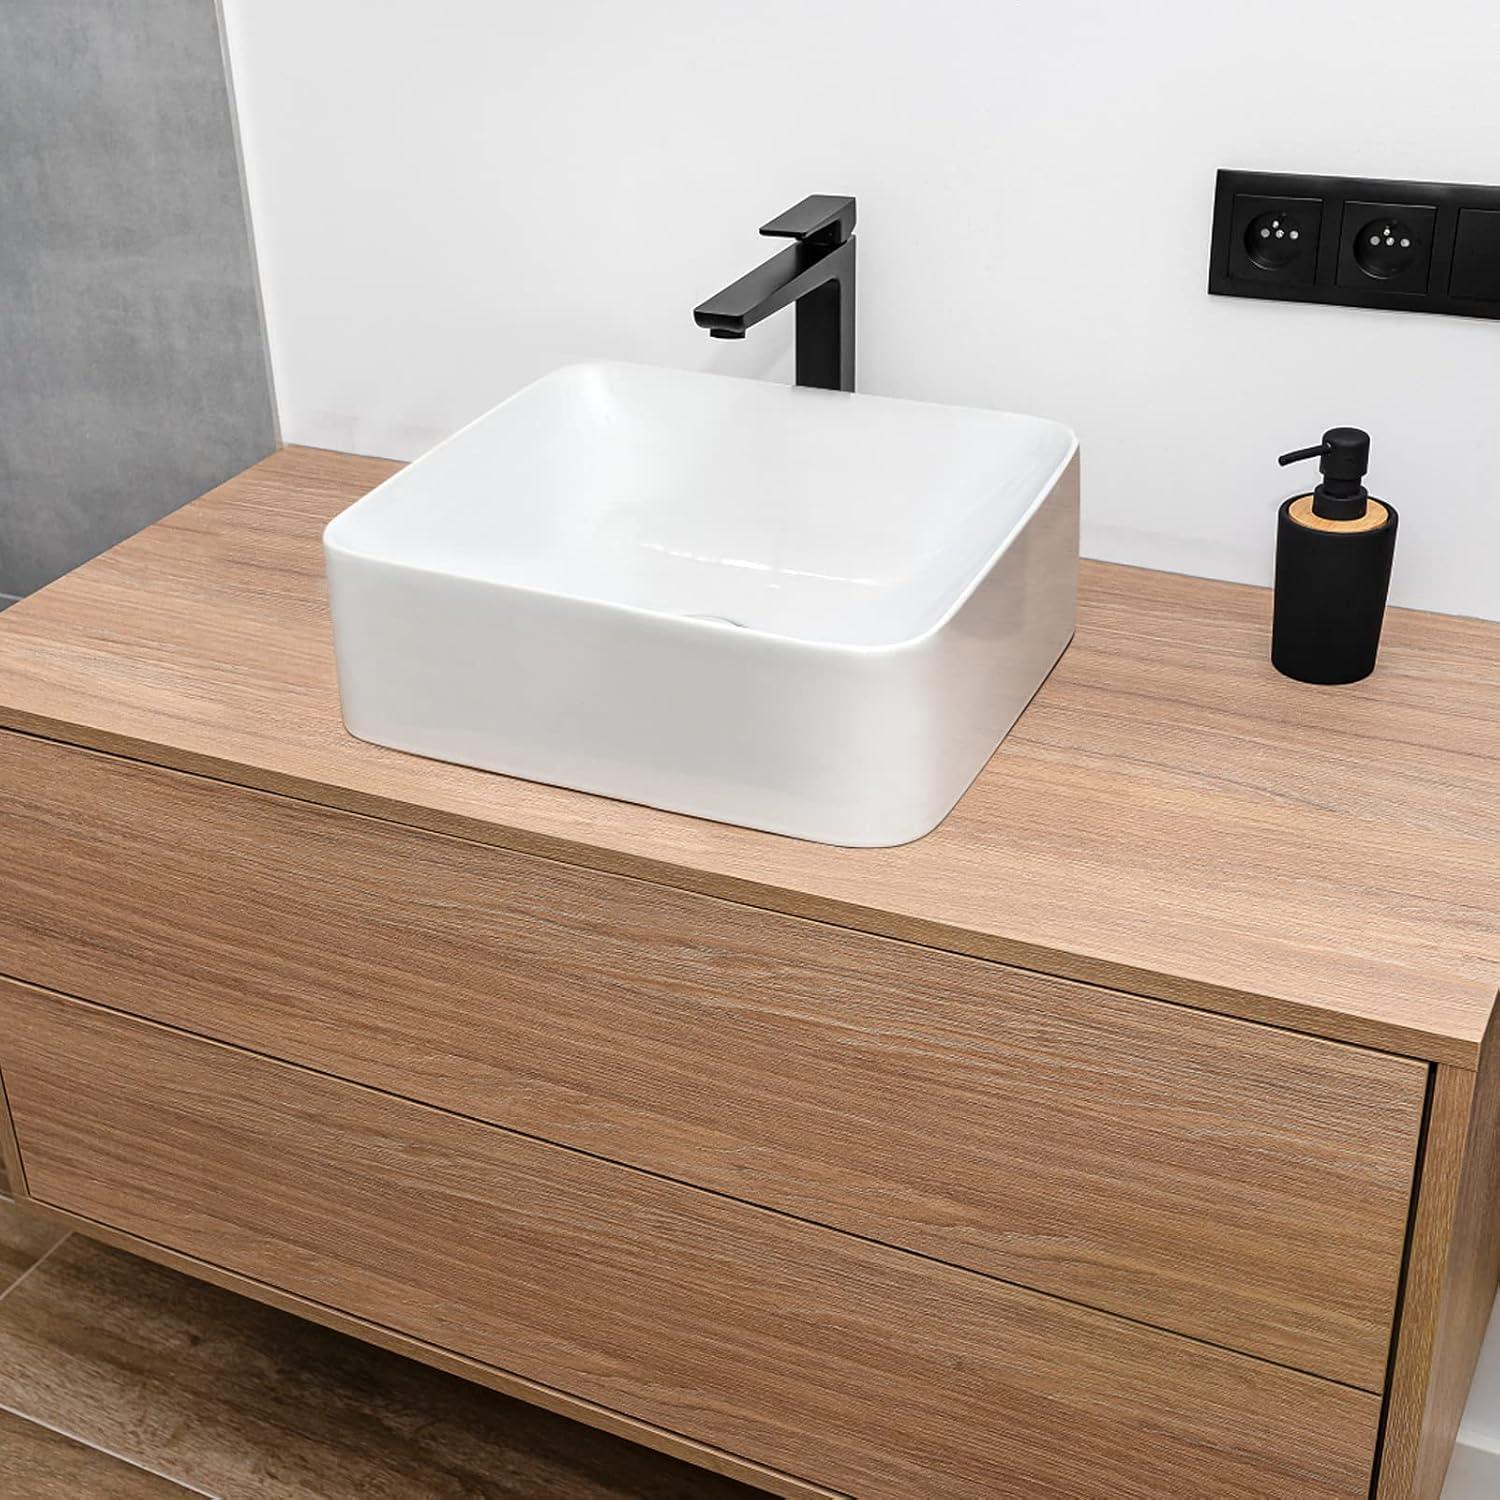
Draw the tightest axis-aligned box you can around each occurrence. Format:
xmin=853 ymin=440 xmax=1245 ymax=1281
xmin=795 ymin=250 xmax=855 ymax=392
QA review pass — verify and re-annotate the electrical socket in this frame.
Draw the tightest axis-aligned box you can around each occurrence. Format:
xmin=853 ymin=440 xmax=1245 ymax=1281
xmin=1225 ymin=194 xmax=1321 ymax=286
xmin=1338 ymin=201 xmax=1436 ymax=295
xmin=1208 ymin=169 xmax=1500 ymax=320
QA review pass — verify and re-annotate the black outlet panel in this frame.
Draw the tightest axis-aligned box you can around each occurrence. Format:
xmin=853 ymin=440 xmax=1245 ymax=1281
xmin=1208 ymin=169 xmax=1500 ymax=319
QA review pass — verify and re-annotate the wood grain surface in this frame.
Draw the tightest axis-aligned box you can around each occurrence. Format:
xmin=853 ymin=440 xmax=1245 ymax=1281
xmin=0 ymin=1196 xmax=67 ymax=1294
xmin=0 ymin=732 xmax=1427 ymax=1388
xmin=6 ymin=1208 xmax=832 ymax=1500
xmin=1288 ymin=494 xmax=1392 ymax=533
xmin=0 ymin=980 xmax=1383 ymax=1500
xmin=0 ymin=1408 xmax=193 ymax=1498
xmin=0 ymin=1066 xmax=25 ymax=1202
xmin=0 ymin=1234 xmax=762 ymax=1500
xmin=0 ymin=448 xmax=1493 ymax=1062
xmin=1377 ymin=1016 xmax=1500 ymax=1498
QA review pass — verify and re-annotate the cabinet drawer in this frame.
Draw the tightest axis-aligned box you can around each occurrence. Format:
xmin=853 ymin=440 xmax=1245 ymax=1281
xmin=0 ymin=732 xmax=1426 ymax=1387
xmin=0 ymin=980 xmax=1380 ymax=1500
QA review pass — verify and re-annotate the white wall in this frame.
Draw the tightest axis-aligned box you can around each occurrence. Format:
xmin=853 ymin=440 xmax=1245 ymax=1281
xmin=221 ymin=0 xmax=1500 ymax=620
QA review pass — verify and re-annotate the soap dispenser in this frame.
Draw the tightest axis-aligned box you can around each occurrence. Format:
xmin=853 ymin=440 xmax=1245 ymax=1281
xmin=1271 ymin=427 xmax=1398 ymax=685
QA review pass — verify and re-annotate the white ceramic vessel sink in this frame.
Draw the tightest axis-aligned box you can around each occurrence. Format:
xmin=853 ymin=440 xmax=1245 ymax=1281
xmin=324 ymin=362 xmax=1079 ymax=846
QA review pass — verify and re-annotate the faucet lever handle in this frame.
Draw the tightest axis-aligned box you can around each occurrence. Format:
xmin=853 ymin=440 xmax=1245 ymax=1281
xmin=759 ymin=194 xmax=857 ymax=246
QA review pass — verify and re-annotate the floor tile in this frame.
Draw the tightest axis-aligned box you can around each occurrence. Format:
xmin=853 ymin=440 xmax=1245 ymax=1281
xmin=0 ymin=1197 xmax=68 ymax=1296
xmin=0 ymin=1405 xmax=194 ymax=1497
xmin=0 ymin=1235 xmax=762 ymax=1499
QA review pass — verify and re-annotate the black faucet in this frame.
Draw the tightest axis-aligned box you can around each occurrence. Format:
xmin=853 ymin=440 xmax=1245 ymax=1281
xmin=694 ymin=195 xmax=856 ymax=392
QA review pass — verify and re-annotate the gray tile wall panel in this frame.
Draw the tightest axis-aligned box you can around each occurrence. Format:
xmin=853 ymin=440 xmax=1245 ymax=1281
xmin=0 ymin=0 xmax=276 ymax=598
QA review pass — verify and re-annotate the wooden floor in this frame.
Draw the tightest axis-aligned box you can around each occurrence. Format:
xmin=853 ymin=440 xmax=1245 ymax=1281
xmin=0 ymin=1164 xmax=760 ymax=1498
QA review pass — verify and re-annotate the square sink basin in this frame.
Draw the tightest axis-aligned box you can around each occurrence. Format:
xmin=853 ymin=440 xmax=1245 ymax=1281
xmin=324 ymin=362 xmax=1079 ymax=846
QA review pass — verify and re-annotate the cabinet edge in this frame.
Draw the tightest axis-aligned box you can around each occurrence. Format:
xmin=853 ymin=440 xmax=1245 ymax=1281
xmin=1375 ymin=1003 xmax=1500 ymax=1499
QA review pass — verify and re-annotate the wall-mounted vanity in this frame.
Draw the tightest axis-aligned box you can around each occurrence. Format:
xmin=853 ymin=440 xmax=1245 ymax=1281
xmin=0 ymin=447 xmax=1495 ymax=1497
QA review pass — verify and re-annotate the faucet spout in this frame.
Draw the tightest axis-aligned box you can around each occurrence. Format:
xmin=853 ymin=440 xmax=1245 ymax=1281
xmin=693 ymin=195 xmax=856 ymax=391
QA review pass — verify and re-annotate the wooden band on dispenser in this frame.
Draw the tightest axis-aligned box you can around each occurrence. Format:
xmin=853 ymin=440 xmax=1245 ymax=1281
xmin=1287 ymin=494 xmax=1391 ymax=534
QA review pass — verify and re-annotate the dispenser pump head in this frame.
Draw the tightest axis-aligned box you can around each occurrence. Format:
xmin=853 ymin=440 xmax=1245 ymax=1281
xmin=1277 ymin=427 xmax=1371 ymax=520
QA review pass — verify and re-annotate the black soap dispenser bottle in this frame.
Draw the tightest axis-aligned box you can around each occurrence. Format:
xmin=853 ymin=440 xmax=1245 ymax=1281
xmin=1271 ymin=427 xmax=1398 ymax=685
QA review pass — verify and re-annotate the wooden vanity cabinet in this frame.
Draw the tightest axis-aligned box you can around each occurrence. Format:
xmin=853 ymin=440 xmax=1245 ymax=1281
xmin=0 ymin=732 xmax=1428 ymax=1390
xmin=0 ymin=447 xmax=1496 ymax=1498
xmin=0 ymin=977 xmax=1387 ymax=1500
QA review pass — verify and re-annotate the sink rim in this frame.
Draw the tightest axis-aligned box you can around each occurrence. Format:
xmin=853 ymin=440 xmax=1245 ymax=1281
xmin=324 ymin=361 xmax=1079 ymax=659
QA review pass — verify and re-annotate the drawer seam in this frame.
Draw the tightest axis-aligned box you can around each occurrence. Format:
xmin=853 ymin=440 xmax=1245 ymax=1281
xmin=1366 ymin=1064 xmax=1438 ymax=1500
xmin=0 ymin=974 xmax=1398 ymax=1396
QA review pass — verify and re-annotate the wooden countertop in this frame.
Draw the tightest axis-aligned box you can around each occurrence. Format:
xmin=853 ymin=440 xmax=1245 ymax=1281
xmin=0 ymin=446 xmax=1495 ymax=1065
